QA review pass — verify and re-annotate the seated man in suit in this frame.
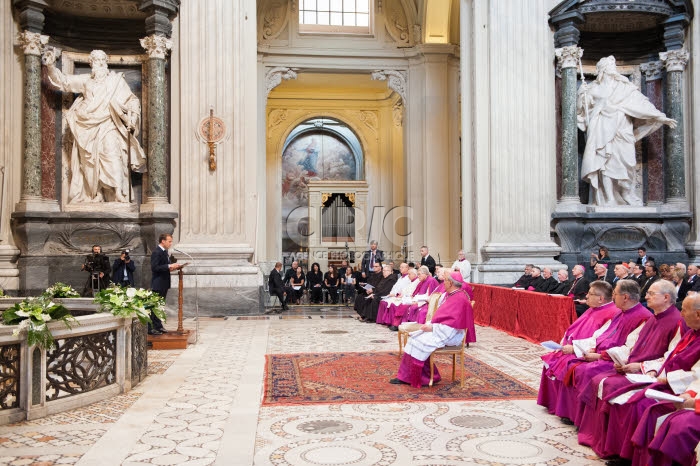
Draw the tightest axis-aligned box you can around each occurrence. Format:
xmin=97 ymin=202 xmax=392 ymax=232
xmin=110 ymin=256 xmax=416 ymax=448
xmin=527 ymin=267 xmax=545 ymax=291
xmin=513 ymin=264 xmax=534 ymax=288
xmin=535 ymin=267 xmax=559 ymax=293
xmin=553 ymin=269 xmax=571 ymax=295
xmin=268 ymin=262 xmax=289 ymax=312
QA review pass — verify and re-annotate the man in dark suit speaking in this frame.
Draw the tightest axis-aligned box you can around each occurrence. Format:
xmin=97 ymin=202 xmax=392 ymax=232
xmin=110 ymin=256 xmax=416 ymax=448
xmin=149 ymin=233 xmax=182 ymax=335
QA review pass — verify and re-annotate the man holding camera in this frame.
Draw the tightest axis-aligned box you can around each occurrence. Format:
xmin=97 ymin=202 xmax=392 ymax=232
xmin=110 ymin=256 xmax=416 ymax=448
xmin=82 ymin=245 xmax=111 ymax=296
xmin=112 ymin=250 xmax=135 ymax=287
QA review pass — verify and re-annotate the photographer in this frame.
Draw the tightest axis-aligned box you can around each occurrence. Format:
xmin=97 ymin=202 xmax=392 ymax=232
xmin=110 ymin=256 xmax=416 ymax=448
xmin=112 ymin=249 xmax=135 ymax=287
xmin=81 ymin=245 xmax=111 ymax=295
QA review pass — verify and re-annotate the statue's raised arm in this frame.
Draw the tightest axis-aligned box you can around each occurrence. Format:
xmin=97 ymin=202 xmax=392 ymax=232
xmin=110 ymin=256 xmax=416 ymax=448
xmin=43 ymin=49 xmax=147 ymax=205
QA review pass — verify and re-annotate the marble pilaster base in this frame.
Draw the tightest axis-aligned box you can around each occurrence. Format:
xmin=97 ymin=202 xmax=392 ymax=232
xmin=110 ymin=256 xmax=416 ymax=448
xmin=0 ymin=245 xmax=20 ymax=292
xmin=10 ymin=210 xmax=177 ymax=295
xmin=477 ymin=242 xmax=564 ymax=285
xmin=162 ymin=244 xmax=262 ymax=316
xmin=552 ymin=208 xmax=692 ymax=270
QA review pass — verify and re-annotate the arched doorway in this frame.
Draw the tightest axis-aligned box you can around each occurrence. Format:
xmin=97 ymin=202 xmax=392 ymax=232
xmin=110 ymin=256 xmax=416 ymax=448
xmin=281 ymin=117 xmax=364 ymax=266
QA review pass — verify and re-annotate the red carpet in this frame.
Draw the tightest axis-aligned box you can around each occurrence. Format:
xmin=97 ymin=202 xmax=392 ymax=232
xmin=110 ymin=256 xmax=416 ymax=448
xmin=263 ymin=351 xmax=537 ymax=406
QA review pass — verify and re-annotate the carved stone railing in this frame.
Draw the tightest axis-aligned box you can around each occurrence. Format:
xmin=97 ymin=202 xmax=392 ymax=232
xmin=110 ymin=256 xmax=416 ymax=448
xmin=0 ymin=300 xmax=147 ymax=425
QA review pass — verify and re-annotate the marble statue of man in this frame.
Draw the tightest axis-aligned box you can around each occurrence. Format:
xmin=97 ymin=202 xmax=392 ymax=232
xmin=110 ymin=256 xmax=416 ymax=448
xmin=43 ymin=49 xmax=147 ymax=203
xmin=577 ymin=55 xmax=676 ymax=206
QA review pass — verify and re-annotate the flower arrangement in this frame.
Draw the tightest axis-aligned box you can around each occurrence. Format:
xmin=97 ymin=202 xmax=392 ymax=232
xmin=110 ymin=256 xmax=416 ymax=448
xmin=93 ymin=286 xmax=166 ymax=324
xmin=2 ymin=297 xmax=76 ymax=349
xmin=43 ymin=282 xmax=80 ymax=298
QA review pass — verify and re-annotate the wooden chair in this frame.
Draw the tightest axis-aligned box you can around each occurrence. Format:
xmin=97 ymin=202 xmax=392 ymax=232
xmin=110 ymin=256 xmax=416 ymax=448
xmin=427 ymin=300 xmax=475 ymax=388
xmin=429 ymin=329 xmax=468 ymax=388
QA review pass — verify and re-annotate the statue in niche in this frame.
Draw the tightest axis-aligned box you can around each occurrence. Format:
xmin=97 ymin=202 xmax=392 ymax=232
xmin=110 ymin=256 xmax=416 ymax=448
xmin=43 ymin=49 xmax=147 ymax=204
xmin=577 ymin=55 xmax=676 ymax=206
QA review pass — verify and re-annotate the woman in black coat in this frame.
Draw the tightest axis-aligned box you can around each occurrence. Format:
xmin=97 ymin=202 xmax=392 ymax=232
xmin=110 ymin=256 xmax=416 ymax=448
xmin=307 ymin=263 xmax=324 ymax=304
xmin=324 ymin=265 xmax=340 ymax=304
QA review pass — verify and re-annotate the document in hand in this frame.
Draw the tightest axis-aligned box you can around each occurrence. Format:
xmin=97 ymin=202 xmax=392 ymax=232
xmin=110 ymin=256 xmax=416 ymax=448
xmin=540 ymin=340 xmax=563 ymax=351
xmin=573 ymin=337 xmax=596 ymax=358
xmin=292 ymin=286 xmax=301 ymax=290
xmin=363 ymin=283 xmax=374 ymax=291
xmin=625 ymin=373 xmax=656 ymax=384
xmin=606 ymin=346 xmax=630 ymax=366
xmin=644 ymin=389 xmax=684 ymax=403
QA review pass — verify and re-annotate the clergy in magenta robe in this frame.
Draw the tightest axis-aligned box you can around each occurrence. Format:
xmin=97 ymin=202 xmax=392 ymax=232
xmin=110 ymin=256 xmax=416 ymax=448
xmin=409 ymin=282 xmax=444 ymax=323
xmin=553 ymin=296 xmax=650 ymax=420
xmin=376 ymin=266 xmax=413 ymax=325
xmin=391 ymin=268 xmax=439 ymax=327
xmin=393 ymin=271 xmax=472 ymax=388
xmin=537 ymin=280 xmax=619 ymax=414
xmin=602 ymin=321 xmax=700 ymax=463
xmin=577 ymin=281 xmax=684 ymax=449
xmin=600 ymin=293 xmax=700 ymax=465
xmin=378 ymin=271 xmax=419 ymax=326
xmin=648 ymin=402 xmax=700 ymax=466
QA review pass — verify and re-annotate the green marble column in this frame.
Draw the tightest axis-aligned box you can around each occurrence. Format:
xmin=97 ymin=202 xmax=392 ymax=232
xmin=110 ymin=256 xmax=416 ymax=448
xmin=140 ymin=34 xmax=172 ymax=205
xmin=17 ymin=31 xmax=47 ymax=201
xmin=147 ymin=57 xmax=167 ymax=199
xmin=555 ymin=46 xmax=582 ymax=204
xmin=660 ymin=49 xmax=689 ymax=203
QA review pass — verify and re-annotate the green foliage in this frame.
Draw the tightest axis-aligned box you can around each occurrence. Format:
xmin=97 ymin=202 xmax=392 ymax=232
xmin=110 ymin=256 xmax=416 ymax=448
xmin=93 ymin=286 xmax=166 ymax=325
xmin=2 ymin=297 xmax=77 ymax=350
xmin=43 ymin=282 xmax=80 ymax=298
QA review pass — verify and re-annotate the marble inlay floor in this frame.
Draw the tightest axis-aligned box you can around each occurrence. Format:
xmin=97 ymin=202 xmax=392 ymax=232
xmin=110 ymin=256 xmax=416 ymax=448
xmin=0 ymin=307 xmax=605 ymax=465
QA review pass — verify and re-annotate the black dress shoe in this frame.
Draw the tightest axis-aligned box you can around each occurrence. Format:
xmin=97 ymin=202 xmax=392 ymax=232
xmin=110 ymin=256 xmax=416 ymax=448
xmin=158 ymin=328 xmax=169 ymax=334
xmin=604 ymin=458 xmax=631 ymax=466
xmin=389 ymin=325 xmax=399 ymax=331
xmin=148 ymin=330 xmax=163 ymax=336
xmin=560 ymin=417 xmax=574 ymax=425
xmin=389 ymin=378 xmax=409 ymax=385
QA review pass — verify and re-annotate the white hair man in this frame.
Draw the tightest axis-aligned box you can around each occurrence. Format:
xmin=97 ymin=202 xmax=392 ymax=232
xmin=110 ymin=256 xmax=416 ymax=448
xmin=450 ymin=250 xmax=471 ymax=282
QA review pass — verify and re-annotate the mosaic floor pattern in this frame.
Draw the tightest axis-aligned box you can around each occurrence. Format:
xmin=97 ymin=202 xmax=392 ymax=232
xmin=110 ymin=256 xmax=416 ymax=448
xmin=0 ymin=309 xmax=605 ymax=465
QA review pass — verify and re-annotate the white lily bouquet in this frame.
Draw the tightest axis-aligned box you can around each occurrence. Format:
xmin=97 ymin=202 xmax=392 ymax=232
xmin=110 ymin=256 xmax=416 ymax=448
xmin=93 ymin=285 xmax=166 ymax=325
xmin=43 ymin=282 xmax=80 ymax=298
xmin=2 ymin=297 xmax=76 ymax=349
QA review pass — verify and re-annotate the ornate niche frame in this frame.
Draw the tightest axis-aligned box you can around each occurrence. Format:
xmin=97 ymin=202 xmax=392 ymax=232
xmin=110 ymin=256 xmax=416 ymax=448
xmin=55 ymin=51 xmax=149 ymax=211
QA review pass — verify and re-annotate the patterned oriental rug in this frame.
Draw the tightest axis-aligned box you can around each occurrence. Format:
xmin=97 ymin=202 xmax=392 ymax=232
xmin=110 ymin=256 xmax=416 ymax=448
xmin=263 ymin=351 xmax=537 ymax=406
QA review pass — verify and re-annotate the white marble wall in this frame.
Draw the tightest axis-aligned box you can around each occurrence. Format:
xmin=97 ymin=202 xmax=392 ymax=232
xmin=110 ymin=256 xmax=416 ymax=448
xmin=171 ymin=0 xmax=260 ymax=286
xmin=462 ymin=0 xmax=562 ymax=283
xmin=405 ymin=45 xmax=461 ymax=264
xmin=0 ymin=4 xmax=22 ymax=290
xmin=684 ymin=1 xmax=700 ymax=262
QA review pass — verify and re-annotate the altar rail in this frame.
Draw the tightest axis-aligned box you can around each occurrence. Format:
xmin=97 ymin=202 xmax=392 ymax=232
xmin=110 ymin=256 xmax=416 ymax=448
xmin=0 ymin=300 xmax=147 ymax=425
xmin=471 ymin=284 xmax=577 ymax=343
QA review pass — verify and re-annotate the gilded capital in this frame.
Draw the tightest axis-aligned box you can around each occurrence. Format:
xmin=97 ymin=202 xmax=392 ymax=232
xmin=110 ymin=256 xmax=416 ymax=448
xmin=17 ymin=31 xmax=48 ymax=56
xmin=660 ymin=49 xmax=689 ymax=73
xmin=140 ymin=34 xmax=173 ymax=59
xmin=554 ymin=45 xmax=583 ymax=70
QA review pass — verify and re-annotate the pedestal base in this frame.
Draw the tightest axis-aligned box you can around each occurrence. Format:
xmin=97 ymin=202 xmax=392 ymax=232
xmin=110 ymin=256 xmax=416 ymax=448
xmin=552 ymin=208 xmax=692 ymax=270
xmin=148 ymin=329 xmax=193 ymax=350
xmin=10 ymin=210 xmax=177 ymax=295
